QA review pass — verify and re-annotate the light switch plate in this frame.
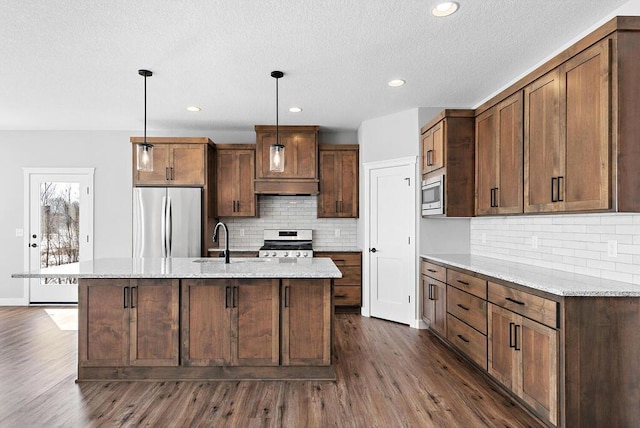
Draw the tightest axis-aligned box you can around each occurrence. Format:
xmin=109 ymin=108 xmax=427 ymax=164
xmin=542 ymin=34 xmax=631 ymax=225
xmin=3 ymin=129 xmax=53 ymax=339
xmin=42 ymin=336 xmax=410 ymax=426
xmin=607 ymin=240 xmax=618 ymax=258
xmin=15 ymin=228 xmax=23 ymax=237
xmin=532 ymin=236 xmax=538 ymax=249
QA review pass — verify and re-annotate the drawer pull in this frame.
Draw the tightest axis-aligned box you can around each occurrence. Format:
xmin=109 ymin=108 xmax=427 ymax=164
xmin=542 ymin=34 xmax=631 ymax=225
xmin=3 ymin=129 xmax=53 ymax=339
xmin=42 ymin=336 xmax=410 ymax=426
xmin=427 ymin=269 xmax=437 ymax=273
xmin=457 ymin=334 xmax=470 ymax=343
xmin=334 ymin=294 xmax=347 ymax=298
xmin=456 ymin=303 xmax=469 ymax=311
xmin=457 ymin=280 xmax=469 ymax=286
xmin=505 ymin=297 xmax=525 ymax=306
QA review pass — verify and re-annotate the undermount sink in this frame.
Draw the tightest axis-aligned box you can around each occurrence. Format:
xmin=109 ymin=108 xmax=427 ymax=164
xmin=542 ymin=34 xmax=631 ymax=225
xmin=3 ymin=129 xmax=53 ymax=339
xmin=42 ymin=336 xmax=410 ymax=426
xmin=192 ymin=258 xmax=270 ymax=264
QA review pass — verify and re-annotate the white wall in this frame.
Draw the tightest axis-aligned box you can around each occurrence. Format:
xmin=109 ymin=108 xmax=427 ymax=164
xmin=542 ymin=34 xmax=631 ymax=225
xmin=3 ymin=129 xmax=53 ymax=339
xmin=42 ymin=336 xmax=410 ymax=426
xmin=1 ymin=131 xmax=133 ymax=303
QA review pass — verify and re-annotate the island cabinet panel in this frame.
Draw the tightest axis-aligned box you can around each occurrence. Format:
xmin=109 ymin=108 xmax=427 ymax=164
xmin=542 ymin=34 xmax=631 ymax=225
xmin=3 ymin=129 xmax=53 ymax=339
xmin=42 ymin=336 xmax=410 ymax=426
xmin=78 ymin=278 xmax=179 ymax=368
xmin=181 ymin=279 xmax=279 ymax=367
xmin=281 ymin=279 xmax=332 ymax=366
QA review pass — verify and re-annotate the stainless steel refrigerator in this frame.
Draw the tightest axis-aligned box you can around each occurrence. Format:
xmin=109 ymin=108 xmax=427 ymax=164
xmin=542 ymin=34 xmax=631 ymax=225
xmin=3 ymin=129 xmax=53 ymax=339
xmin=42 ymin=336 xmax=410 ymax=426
xmin=133 ymin=187 xmax=202 ymax=257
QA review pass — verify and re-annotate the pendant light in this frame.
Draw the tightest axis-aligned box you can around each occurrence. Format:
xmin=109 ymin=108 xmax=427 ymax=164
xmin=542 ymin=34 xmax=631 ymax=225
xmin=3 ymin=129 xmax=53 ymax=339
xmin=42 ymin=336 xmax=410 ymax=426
xmin=269 ymin=70 xmax=285 ymax=173
xmin=136 ymin=69 xmax=154 ymax=172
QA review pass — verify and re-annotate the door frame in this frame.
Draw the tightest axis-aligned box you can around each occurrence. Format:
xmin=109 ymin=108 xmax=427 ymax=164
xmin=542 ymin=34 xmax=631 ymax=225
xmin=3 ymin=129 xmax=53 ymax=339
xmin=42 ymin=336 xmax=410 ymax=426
xmin=362 ymin=156 xmax=418 ymax=326
xmin=22 ymin=167 xmax=95 ymax=305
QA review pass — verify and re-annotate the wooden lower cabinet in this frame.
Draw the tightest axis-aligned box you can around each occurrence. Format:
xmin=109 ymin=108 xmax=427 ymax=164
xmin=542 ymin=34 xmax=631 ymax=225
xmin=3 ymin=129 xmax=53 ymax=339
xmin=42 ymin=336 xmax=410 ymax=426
xmin=181 ymin=278 xmax=279 ymax=366
xmin=421 ymin=275 xmax=446 ymax=337
xmin=488 ymin=303 xmax=559 ymax=426
xmin=281 ymin=279 xmax=332 ymax=366
xmin=78 ymin=278 xmax=179 ymax=368
xmin=315 ymin=251 xmax=361 ymax=310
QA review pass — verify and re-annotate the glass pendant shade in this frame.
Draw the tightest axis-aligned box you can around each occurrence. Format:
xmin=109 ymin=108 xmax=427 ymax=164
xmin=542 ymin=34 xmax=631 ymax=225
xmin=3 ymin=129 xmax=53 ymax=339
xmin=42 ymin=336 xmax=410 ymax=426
xmin=269 ymin=143 xmax=285 ymax=172
xmin=137 ymin=144 xmax=154 ymax=172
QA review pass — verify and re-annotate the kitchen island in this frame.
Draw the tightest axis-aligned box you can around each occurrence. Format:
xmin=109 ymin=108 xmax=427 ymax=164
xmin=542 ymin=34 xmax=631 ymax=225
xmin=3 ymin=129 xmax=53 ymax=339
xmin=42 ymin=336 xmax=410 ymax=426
xmin=14 ymin=257 xmax=342 ymax=381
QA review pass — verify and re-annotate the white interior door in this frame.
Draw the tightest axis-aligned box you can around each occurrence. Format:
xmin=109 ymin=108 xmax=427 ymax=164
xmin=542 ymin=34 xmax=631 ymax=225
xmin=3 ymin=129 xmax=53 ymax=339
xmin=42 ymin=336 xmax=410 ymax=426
xmin=25 ymin=168 xmax=94 ymax=304
xmin=366 ymin=159 xmax=415 ymax=324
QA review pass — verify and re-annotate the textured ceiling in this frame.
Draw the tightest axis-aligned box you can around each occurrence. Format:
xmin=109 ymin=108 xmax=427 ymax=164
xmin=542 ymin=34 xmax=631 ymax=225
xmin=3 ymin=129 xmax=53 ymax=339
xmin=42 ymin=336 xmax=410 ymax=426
xmin=0 ymin=0 xmax=629 ymax=136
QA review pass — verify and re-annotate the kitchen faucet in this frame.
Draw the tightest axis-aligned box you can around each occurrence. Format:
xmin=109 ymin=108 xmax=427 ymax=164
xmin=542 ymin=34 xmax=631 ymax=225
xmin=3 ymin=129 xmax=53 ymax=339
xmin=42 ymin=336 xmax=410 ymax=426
xmin=212 ymin=221 xmax=230 ymax=264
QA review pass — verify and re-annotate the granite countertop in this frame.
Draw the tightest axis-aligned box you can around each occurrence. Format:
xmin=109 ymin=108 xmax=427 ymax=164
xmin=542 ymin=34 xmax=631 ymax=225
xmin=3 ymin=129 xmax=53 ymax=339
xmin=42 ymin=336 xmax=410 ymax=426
xmin=12 ymin=257 xmax=342 ymax=279
xmin=420 ymin=253 xmax=640 ymax=297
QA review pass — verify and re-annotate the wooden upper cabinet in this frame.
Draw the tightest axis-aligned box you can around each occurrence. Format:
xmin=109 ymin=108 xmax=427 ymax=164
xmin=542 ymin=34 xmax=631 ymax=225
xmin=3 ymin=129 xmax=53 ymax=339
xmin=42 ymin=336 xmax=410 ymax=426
xmin=421 ymin=121 xmax=445 ymax=174
xmin=318 ymin=145 xmax=359 ymax=218
xmin=254 ymin=125 xmax=319 ymax=194
xmin=215 ymin=145 xmax=256 ymax=217
xmin=524 ymin=39 xmax=611 ymax=213
xmin=475 ymin=92 xmax=523 ymax=216
xmin=131 ymin=137 xmax=211 ymax=186
xmin=420 ymin=110 xmax=475 ymax=217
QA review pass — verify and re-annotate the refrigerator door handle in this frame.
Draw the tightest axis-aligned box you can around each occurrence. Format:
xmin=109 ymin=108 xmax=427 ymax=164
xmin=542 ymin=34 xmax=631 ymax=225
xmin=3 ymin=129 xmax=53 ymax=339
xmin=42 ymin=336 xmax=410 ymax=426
xmin=161 ymin=196 xmax=168 ymax=257
xmin=167 ymin=197 xmax=173 ymax=257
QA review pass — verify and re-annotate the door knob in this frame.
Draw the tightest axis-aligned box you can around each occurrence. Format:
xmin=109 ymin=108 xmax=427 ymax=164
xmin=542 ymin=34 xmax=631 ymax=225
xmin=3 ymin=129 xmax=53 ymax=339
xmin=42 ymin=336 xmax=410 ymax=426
xmin=369 ymin=248 xmax=377 ymax=253
xmin=29 ymin=243 xmax=37 ymax=248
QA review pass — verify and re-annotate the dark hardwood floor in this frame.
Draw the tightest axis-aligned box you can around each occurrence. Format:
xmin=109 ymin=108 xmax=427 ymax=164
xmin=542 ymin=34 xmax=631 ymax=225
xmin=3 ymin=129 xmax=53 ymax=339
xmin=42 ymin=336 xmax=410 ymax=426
xmin=0 ymin=307 xmax=542 ymax=427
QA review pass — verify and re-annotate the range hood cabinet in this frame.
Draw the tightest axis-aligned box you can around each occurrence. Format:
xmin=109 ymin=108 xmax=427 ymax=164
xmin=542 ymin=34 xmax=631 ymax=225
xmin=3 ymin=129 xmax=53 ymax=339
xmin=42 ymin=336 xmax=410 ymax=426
xmin=254 ymin=125 xmax=320 ymax=195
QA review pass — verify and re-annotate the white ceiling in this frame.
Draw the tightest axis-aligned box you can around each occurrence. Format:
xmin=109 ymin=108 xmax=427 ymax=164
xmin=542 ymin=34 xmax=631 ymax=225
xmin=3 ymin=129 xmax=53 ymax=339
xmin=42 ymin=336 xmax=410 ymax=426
xmin=0 ymin=0 xmax=629 ymax=136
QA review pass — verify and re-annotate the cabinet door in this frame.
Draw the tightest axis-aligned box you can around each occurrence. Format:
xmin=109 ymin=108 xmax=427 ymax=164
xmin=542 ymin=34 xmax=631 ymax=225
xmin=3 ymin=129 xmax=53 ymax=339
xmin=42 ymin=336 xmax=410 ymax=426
xmin=233 ymin=279 xmax=279 ymax=366
xmin=235 ymin=150 xmax=256 ymax=216
xmin=562 ymin=39 xmax=611 ymax=212
xmin=129 ymin=279 xmax=179 ymax=367
xmin=487 ymin=303 xmax=518 ymax=391
xmin=338 ymin=150 xmax=358 ymax=217
xmin=497 ymin=92 xmax=524 ymax=214
xmin=133 ymin=144 xmax=171 ymax=185
xmin=171 ymin=144 xmax=205 ymax=185
xmin=475 ymin=108 xmax=498 ymax=215
xmin=422 ymin=276 xmax=445 ymax=336
xmin=421 ymin=128 xmax=432 ymax=175
xmin=524 ymin=69 xmax=563 ymax=213
xmin=216 ymin=150 xmax=237 ymax=216
xmin=318 ymin=150 xmax=339 ymax=216
xmin=423 ymin=121 xmax=444 ymax=174
xmin=181 ymin=279 xmax=232 ymax=366
xmin=257 ymin=130 xmax=317 ymax=179
xmin=78 ymin=279 xmax=129 ymax=367
xmin=520 ymin=317 xmax=559 ymax=426
xmin=282 ymin=279 xmax=332 ymax=366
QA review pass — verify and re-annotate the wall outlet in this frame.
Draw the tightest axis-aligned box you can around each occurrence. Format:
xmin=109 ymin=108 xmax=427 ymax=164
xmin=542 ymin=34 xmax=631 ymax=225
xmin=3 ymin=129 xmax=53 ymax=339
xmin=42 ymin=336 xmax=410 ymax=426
xmin=15 ymin=228 xmax=24 ymax=237
xmin=481 ymin=233 xmax=486 ymax=244
xmin=607 ymin=240 xmax=618 ymax=258
xmin=334 ymin=229 xmax=341 ymax=237
xmin=532 ymin=236 xmax=538 ymax=249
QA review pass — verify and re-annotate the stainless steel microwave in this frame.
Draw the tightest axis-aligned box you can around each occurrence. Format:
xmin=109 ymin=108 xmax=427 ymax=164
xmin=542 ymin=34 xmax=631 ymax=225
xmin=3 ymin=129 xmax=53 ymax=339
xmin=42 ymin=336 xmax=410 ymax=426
xmin=422 ymin=174 xmax=444 ymax=216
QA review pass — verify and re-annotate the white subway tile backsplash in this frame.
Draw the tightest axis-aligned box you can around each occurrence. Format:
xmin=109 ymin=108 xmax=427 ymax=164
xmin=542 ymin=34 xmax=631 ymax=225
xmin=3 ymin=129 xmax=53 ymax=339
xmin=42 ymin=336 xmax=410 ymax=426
xmin=470 ymin=213 xmax=640 ymax=285
xmin=219 ymin=195 xmax=358 ymax=250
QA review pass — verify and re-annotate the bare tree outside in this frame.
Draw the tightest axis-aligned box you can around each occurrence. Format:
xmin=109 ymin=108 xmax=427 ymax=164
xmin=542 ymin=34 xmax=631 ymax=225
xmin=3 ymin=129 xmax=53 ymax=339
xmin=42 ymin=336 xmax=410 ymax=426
xmin=40 ymin=182 xmax=80 ymax=285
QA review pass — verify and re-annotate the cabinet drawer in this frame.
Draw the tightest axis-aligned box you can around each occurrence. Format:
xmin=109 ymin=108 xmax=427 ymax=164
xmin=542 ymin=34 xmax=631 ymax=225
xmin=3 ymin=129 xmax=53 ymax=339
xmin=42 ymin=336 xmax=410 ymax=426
xmin=447 ymin=269 xmax=487 ymax=299
xmin=421 ymin=260 xmax=446 ymax=283
xmin=316 ymin=252 xmax=361 ymax=266
xmin=488 ymin=282 xmax=558 ymax=328
xmin=447 ymin=313 xmax=487 ymax=370
xmin=447 ymin=285 xmax=487 ymax=334
xmin=333 ymin=286 xmax=361 ymax=306
xmin=333 ymin=266 xmax=361 ymax=286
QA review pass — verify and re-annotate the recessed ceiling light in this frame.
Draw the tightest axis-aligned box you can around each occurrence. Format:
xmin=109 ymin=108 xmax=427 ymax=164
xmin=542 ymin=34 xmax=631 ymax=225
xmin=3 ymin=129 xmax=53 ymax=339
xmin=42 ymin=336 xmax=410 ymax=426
xmin=432 ymin=1 xmax=459 ymax=17
xmin=186 ymin=106 xmax=201 ymax=112
xmin=388 ymin=79 xmax=406 ymax=87
xmin=289 ymin=107 xmax=302 ymax=113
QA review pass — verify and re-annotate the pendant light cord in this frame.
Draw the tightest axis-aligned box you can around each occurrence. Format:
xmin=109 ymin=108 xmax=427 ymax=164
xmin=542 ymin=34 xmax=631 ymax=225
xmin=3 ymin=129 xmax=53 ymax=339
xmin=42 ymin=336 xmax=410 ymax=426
xmin=144 ymin=73 xmax=147 ymax=145
xmin=275 ymin=74 xmax=279 ymax=145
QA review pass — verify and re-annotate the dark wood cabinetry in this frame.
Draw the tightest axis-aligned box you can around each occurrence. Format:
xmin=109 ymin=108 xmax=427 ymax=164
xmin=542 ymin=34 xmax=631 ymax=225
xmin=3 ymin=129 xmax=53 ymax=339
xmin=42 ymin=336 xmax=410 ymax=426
xmin=318 ymin=145 xmax=359 ymax=218
xmin=524 ymin=39 xmax=611 ymax=214
xmin=254 ymin=125 xmax=319 ymax=194
xmin=78 ymin=278 xmax=179 ymax=369
xmin=181 ymin=278 xmax=280 ymax=366
xmin=131 ymin=137 xmax=211 ymax=186
xmin=420 ymin=110 xmax=475 ymax=217
xmin=215 ymin=145 xmax=257 ymax=217
xmin=316 ymin=251 xmax=362 ymax=310
xmin=281 ymin=279 xmax=332 ymax=366
xmin=475 ymin=92 xmax=524 ymax=215
xmin=421 ymin=260 xmax=446 ymax=336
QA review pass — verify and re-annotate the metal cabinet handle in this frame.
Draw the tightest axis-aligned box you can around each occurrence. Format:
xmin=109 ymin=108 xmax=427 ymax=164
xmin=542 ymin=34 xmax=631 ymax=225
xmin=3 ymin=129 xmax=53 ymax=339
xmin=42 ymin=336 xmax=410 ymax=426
xmin=130 ymin=287 xmax=136 ymax=309
xmin=457 ymin=280 xmax=469 ymax=286
xmin=557 ymin=176 xmax=564 ymax=202
xmin=225 ymin=286 xmax=230 ymax=308
xmin=457 ymin=334 xmax=470 ymax=343
xmin=335 ymin=294 xmax=347 ymax=298
xmin=509 ymin=322 xmax=515 ymax=348
xmin=284 ymin=286 xmax=290 ymax=308
xmin=505 ymin=297 xmax=525 ymax=306
xmin=456 ymin=303 xmax=469 ymax=311
xmin=232 ymin=286 xmax=238 ymax=308
xmin=123 ymin=286 xmax=129 ymax=308
xmin=514 ymin=324 xmax=521 ymax=351
xmin=551 ymin=177 xmax=558 ymax=202
xmin=166 ymin=167 xmax=171 ymax=181
xmin=427 ymin=269 xmax=437 ymax=273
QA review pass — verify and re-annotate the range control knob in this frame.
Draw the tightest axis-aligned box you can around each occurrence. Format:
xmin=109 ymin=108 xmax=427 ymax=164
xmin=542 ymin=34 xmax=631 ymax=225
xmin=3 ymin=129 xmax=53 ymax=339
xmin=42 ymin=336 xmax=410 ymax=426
xmin=271 ymin=252 xmax=277 ymax=257
xmin=302 ymin=252 xmax=308 ymax=257
xmin=283 ymin=252 xmax=289 ymax=257
xmin=262 ymin=252 xmax=269 ymax=257
xmin=295 ymin=252 xmax=301 ymax=257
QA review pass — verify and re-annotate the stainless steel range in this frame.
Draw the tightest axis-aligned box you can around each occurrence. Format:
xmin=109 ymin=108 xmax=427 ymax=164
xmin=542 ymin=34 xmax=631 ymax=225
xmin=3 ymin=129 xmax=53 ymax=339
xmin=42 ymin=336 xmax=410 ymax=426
xmin=259 ymin=229 xmax=313 ymax=258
